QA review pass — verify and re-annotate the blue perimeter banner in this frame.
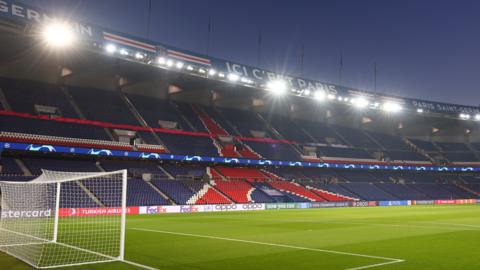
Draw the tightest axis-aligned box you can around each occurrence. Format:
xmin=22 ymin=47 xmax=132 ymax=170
xmin=0 ymin=0 xmax=479 ymax=116
xmin=2 ymin=141 xmax=480 ymax=173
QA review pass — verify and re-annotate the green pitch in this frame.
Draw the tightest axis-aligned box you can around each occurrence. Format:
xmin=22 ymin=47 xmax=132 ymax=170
xmin=1 ymin=204 xmax=479 ymax=270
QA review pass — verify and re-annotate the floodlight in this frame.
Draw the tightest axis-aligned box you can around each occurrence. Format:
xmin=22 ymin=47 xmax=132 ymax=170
xmin=175 ymin=61 xmax=184 ymax=69
xmin=417 ymin=108 xmax=424 ymax=113
xmin=476 ymin=114 xmax=480 ymax=120
xmin=157 ymin=57 xmax=166 ymax=65
xmin=119 ymin=49 xmax=128 ymax=56
xmin=459 ymin=113 xmax=470 ymax=120
xmin=327 ymin=94 xmax=336 ymax=100
xmin=105 ymin=44 xmax=116 ymax=53
xmin=241 ymin=77 xmax=253 ymax=84
xmin=352 ymin=97 xmax=369 ymax=108
xmin=266 ymin=80 xmax=288 ymax=95
xmin=42 ymin=22 xmax=76 ymax=48
xmin=135 ymin=53 xmax=144 ymax=59
xmin=303 ymin=89 xmax=311 ymax=96
xmin=314 ymin=91 xmax=325 ymax=101
xmin=198 ymin=68 xmax=206 ymax=74
xmin=218 ymin=73 xmax=225 ymax=78
xmin=382 ymin=102 xmax=402 ymax=113
xmin=166 ymin=59 xmax=174 ymax=67
xmin=228 ymin=73 xmax=240 ymax=82
xmin=209 ymin=69 xmax=217 ymax=76
xmin=186 ymin=65 xmax=194 ymax=71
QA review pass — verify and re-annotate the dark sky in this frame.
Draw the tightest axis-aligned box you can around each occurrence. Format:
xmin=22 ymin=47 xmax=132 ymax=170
xmin=22 ymin=0 xmax=480 ymax=106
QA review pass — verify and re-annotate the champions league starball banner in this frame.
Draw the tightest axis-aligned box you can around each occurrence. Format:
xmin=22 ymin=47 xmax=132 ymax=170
xmin=3 ymin=141 xmax=480 ymax=172
xmin=0 ymin=0 xmax=479 ymax=116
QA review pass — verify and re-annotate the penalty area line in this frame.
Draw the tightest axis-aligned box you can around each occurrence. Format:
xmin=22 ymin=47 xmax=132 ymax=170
xmin=131 ymin=228 xmax=405 ymax=270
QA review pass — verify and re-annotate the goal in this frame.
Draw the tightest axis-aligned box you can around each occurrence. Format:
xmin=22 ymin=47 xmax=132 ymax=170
xmin=0 ymin=169 xmax=127 ymax=269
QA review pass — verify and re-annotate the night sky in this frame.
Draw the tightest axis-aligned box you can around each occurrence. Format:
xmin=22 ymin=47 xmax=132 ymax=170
xmin=22 ymin=0 xmax=480 ymax=106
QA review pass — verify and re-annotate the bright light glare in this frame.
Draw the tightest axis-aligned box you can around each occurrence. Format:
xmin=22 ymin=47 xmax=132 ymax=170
xmin=157 ymin=57 xmax=166 ymax=65
xmin=105 ymin=44 xmax=116 ymax=53
xmin=166 ymin=59 xmax=174 ymax=67
xmin=209 ymin=69 xmax=217 ymax=76
xmin=228 ymin=73 xmax=240 ymax=82
xmin=176 ymin=61 xmax=184 ymax=69
xmin=352 ymin=97 xmax=369 ymax=108
xmin=266 ymin=80 xmax=288 ymax=95
xmin=327 ymin=94 xmax=336 ymax=100
xmin=119 ymin=49 xmax=128 ymax=56
xmin=303 ymin=89 xmax=311 ymax=96
xmin=459 ymin=113 xmax=471 ymax=120
xmin=382 ymin=102 xmax=402 ymax=113
xmin=135 ymin=53 xmax=144 ymax=59
xmin=42 ymin=22 xmax=76 ymax=48
xmin=417 ymin=108 xmax=424 ymax=113
xmin=314 ymin=91 xmax=325 ymax=101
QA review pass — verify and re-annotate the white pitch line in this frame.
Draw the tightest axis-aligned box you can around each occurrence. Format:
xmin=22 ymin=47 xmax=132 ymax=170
xmin=131 ymin=228 xmax=405 ymax=270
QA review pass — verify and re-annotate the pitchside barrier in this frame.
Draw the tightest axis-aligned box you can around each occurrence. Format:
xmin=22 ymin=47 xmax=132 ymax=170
xmin=55 ymin=199 xmax=480 ymax=217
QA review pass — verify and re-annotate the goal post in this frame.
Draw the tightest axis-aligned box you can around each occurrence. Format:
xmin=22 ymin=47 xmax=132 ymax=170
xmin=0 ymin=169 xmax=128 ymax=269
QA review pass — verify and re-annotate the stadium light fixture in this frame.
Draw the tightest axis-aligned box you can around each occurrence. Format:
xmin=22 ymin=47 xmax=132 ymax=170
xmin=186 ymin=65 xmax=194 ymax=71
xmin=198 ymin=68 xmax=206 ymax=74
xmin=41 ymin=21 xmax=76 ymax=48
xmin=105 ymin=44 xmax=116 ymax=54
xmin=303 ymin=89 xmax=311 ymax=96
xmin=475 ymin=114 xmax=480 ymax=121
xmin=175 ymin=61 xmax=184 ymax=69
xmin=135 ymin=53 xmax=144 ymax=60
xmin=208 ymin=69 xmax=217 ymax=76
xmin=382 ymin=102 xmax=402 ymax=113
xmin=327 ymin=94 xmax=336 ymax=100
xmin=459 ymin=113 xmax=471 ymax=120
xmin=417 ymin=108 xmax=424 ymax=113
xmin=228 ymin=73 xmax=240 ymax=82
xmin=314 ymin=91 xmax=326 ymax=101
xmin=157 ymin=57 xmax=166 ymax=65
xmin=166 ymin=59 xmax=174 ymax=67
xmin=266 ymin=80 xmax=288 ymax=96
xmin=218 ymin=73 xmax=225 ymax=78
xmin=352 ymin=97 xmax=369 ymax=108
xmin=119 ymin=49 xmax=129 ymax=56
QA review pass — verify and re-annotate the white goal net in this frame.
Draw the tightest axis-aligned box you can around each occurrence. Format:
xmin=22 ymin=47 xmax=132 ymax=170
xmin=0 ymin=169 xmax=127 ymax=269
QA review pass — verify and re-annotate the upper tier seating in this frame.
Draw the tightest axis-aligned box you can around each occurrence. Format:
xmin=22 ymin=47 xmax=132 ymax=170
xmin=297 ymin=120 xmax=346 ymax=145
xmin=443 ymin=152 xmax=478 ymax=162
xmin=386 ymin=150 xmax=429 ymax=162
xmin=308 ymin=182 xmax=359 ymax=198
xmin=365 ymin=132 xmax=410 ymax=150
xmin=245 ymin=141 xmax=300 ymax=160
xmin=128 ymin=94 xmax=192 ymax=130
xmin=470 ymin=143 xmax=480 ymax=152
xmin=319 ymin=146 xmax=374 ymax=160
xmin=0 ymin=115 xmax=111 ymax=141
xmin=1 ymin=78 xmax=78 ymax=118
xmin=219 ymin=108 xmax=271 ymax=137
xmin=201 ymin=106 xmax=237 ymax=135
xmin=263 ymin=114 xmax=312 ymax=143
xmin=69 ymin=87 xmax=138 ymax=125
xmin=175 ymin=102 xmax=208 ymax=132
xmin=156 ymin=133 xmax=219 ymax=156
xmin=334 ymin=126 xmax=380 ymax=149
xmin=409 ymin=139 xmax=438 ymax=152
xmin=436 ymin=142 xmax=470 ymax=152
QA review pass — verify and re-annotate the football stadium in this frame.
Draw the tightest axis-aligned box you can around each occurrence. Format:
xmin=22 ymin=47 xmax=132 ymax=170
xmin=0 ymin=1 xmax=479 ymax=269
